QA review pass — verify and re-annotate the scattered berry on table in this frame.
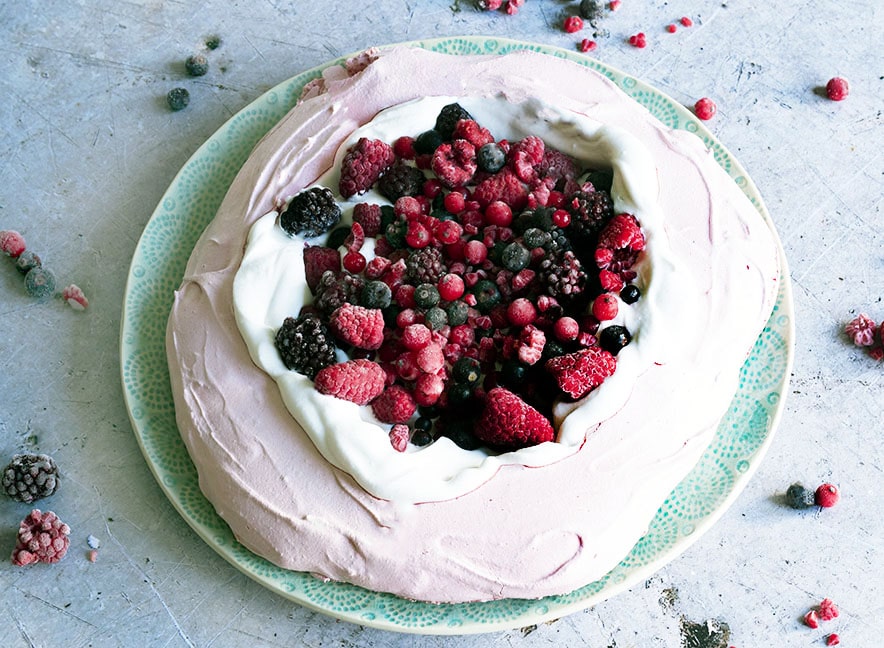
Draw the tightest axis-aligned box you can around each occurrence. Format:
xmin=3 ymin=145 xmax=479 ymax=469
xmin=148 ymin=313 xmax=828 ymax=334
xmin=784 ymin=482 xmax=815 ymax=509
xmin=3 ymin=454 xmax=59 ymax=503
xmin=579 ymin=39 xmax=598 ymax=53
xmin=825 ymin=77 xmax=849 ymax=101
xmin=608 ymin=0 xmax=621 ymax=9
xmin=275 ymin=313 xmax=337 ymax=379
xmin=61 ymin=284 xmax=89 ymax=310
xmin=826 ymin=634 xmax=840 ymax=646
xmin=628 ymin=32 xmax=647 ymax=48
xmin=819 ymin=598 xmax=840 ymax=621
xmin=804 ymin=609 xmax=820 ymax=628
xmin=205 ymin=35 xmax=222 ymax=50
xmin=694 ymin=97 xmax=717 ymax=120
xmin=815 ymin=483 xmax=840 ymax=508
xmin=11 ymin=509 xmax=71 ymax=566
xmin=185 ymin=54 xmax=209 ymax=77
xmin=666 ymin=24 xmax=677 ymax=34
xmin=279 ymin=187 xmax=341 ymax=238
xmin=15 ymin=249 xmax=41 ymax=274
xmin=0 ymin=230 xmax=26 ymax=257
xmin=680 ymin=16 xmax=694 ymax=27
xmin=166 ymin=87 xmax=190 ymax=111
xmin=24 ymin=266 xmax=57 ymax=299
xmin=579 ymin=0 xmax=604 ymax=22
xmin=564 ymin=16 xmax=584 ymax=33
xmin=87 ymin=534 xmax=101 ymax=549
xmin=844 ymin=313 xmax=876 ymax=346
xmin=314 ymin=359 xmax=386 ymax=405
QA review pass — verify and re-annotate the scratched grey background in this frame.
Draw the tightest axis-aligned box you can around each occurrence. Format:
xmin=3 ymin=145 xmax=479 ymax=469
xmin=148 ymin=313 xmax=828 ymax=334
xmin=1 ymin=1 xmax=882 ymax=646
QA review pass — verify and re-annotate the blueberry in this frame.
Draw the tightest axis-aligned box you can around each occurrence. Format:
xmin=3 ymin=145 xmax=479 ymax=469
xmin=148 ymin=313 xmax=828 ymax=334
xmin=452 ymin=357 xmax=482 ymax=385
xmin=185 ymin=54 xmax=209 ymax=77
xmin=444 ymin=299 xmax=469 ymax=326
xmin=414 ymin=283 xmax=440 ymax=309
xmin=325 ymin=226 xmax=350 ymax=250
xmin=414 ymin=416 xmax=434 ymax=433
xmin=361 ymin=280 xmax=392 ymax=310
xmin=470 ymin=279 xmax=500 ymax=313
xmin=424 ymin=306 xmax=448 ymax=330
xmin=15 ymin=250 xmax=41 ymax=275
xmin=441 ymin=419 xmax=481 ymax=451
xmin=522 ymin=227 xmax=551 ymax=250
xmin=477 ymin=143 xmax=506 ymax=173
xmin=785 ymin=482 xmax=816 ymax=509
xmin=499 ymin=359 xmax=528 ymax=386
xmin=24 ymin=267 xmax=56 ymax=300
xmin=166 ymin=87 xmax=190 ymax=111
xmin=620 ymin=284 xmax=641 ymax=304
xmin=411 ymin=429 xmax=434 ymax=447
xmin=446 ymin=383 xmax=474 ymax=406
xmin=599 ymin=325 xmax=631 ymax=355
xmin=414 ymin=129 xmax=443 ymax=155
xmin=501 ymin=242 xmax=531 ymax=272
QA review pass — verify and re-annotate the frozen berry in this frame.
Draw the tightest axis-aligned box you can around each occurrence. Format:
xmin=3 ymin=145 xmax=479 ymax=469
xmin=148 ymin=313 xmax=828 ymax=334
xmin=3 ymin=454 xmax=59 ymax=503
xmin=826 ymin=634 xmax=840 ymax=646
xmin=785 ymin=482 xmax=815 ymax=509
xmin=815 ymin=483 xmax=840 ymax=508
xmin=434 ymin=102 xmax=473 ymax=140
xmin=694 ymin=97 xmax=717 ymax=120
xmin=275 ymin=313 xmax=336 ymax=378
xmin=12 ymin=509 xmax=71 ymax=566
xmin=804 ymin=610 xmax=820 ymax=629
xmin=0 ymin=230 xmax=26 ymax=257
xmin=845 ymin=313 xmax=877 ymax=346
xmin=825 ymin=77 xmax=849 ymax=101
xmin=501 ymin=242 xmax=530 ymax=272
xmin=477 ymin=142 xmax=507 ymax=173
xmin=61 ymin=284 xmax=89 ymax=311
xmin=24 ymin=267 xmax=56 ymax=300
xmin=361 ymin=280 xmax=392 ymax=310
xmin=280 ymin=187 xmax=341 ymax=238
xmin=414 ymin=129 xmax=444 ymax=155
xmin=185 ymin=54 xmax=209 ymax=76
xmin=414 ymin=283 xmax=441 ymax=309
xmin=166 ymin=87 xmax=190 ymax=111
xmin=620 ymin=284 xmax=641 ymax=304
xmin=592 ymin=293 xmax=619 ymax=321
xmin=314 ymin=359 xmax=386 ymax=405
xmin=15 ymin=249 xmax=41 ymax=274
xmin=424 ymin=306 xmax=448 ymax=330
xmin=819 ymin=598 xmax=840 ymax=621
xmin=564 ymin=16 xmax=584 ymax=33
xmin=599 ymin=324 xmax=631 ymax=355
xmin=628 ymin=32 xmax=647 ymax=48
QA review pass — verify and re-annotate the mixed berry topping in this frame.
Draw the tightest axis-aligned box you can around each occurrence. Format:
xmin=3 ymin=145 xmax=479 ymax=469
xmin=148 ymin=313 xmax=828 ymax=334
xmin=3 ymin=454 xmax=60 ymax=503
xmin=11 ymin=509 xmax=71 ymax=566
xmin=273 ymin=103 xmax=647 ymax=453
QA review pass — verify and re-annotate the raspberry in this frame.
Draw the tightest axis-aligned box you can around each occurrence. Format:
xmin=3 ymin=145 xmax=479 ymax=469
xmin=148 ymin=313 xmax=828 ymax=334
xmin=3 ymin=454 xmax=59 ymax=503
xmin=545 ymin=346 xmax=617 ymax=399
xmin=508 ymin=136 xmax=545 ymax=183
xmin=473 ymin=168 xmax=529 ymax=210
xmin=516 ymin=324 xmax=546 ymax=365
xmin=434 ymin=102 xmax=474 ymax=140
xmin=592 ymin=293 xmax=619 ymax=321
xmin=815 ymin=483 xmax=839 ymax=508
xmin=694 ymin=97 xmax=717 ymax=120
xmin=564 ymin=16 xmax=584 ymax=33
xmin=389 ymin=423 xmax=410 ymax=452
xmin=377 ymin=161 xmax=426 ymax=201
xmin=844 ymin=313 xmax=876 ymax=346
xmin=579 ymin=39 xmax=597 ymax=52
xmin=784 ymin=482 xmax=816 ymax=509
xmin=12 ymin=509 xmax=71 ymax=566
xmin=804 ymin=610 xmax=820 ymax=629
xmin=414 ymin=372 xmax=445 ymax=406
xmin=596 ymin=213 xmax=645 ymax=277
xmin=825 ymin=77 xmax=849 ymax=101
xmin=314 ymin=359 xmax=386 ymax=405
xmin=338 ymin=138 xmax=396 ymax=198
xmin=452 ymin=119 xmax=494 ymax=149
xmin=539 ymin=149 xmax=581 ymax=190
xmin=819 ymin=598 xmax=840 ymax=621
xmin=680 ymin=15 xmax=693 ymax=27
xmin=280 ymin=187 xmax=341 ymax=238
xmin=826 ymin=634 xmax=840 ymax=646
xmin=371 ymin=385 xmax=417 ymax=424
xmin=329 ymin=303 xmax=385 ymax=350
xmin=275 ymin=313 xmax=337 ymax=379
xmin=61 ymin=284 xmax=89 ymax=311
xmin=0 ymin=230 xmax=26 ymax=257
xmin=303 ymin=245 xmax=341 ymax=293
xmin=474 ymin=387 xmax=555 ymax=450
xmin=432 ymin=140 xmax=478 ymax=188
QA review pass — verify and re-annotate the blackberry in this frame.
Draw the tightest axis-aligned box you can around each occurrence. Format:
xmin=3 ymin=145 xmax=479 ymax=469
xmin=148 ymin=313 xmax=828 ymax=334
xmin=424 ymin=306 xmax=447 ymax=330
xmin=434 ymin=103 xmax=473 ymax=140
xmin=3 ymin=454 xmax=59 ymax=503
xmin=313 ymin=270 xmax=364 ymax=315
xmin=185 ymin=54 xmax=209 ymax=76
xmin=414 ymin=283 xmax=441 ymax=309
xmin=599 ymin=325 xmax=631 ymax=355
xmin=470 ymin=279 xmax=501 ymax=313
xmin=414 ymin=129 xmax=444 ymax=155
xmin=477 ymin=142 xmax=506 ymax=173
xmin=166 ymin=87 xmax=190 ymax=111
xmin=360 ymin=280 xmax=392 ymax=309
xmin=444 ymin=299 xmax=469 ymax=326
xmin=274 ymin=313 xmax=336 ymax=379
xmin=568 ymin=189 xmax=614 ymax=240
xmin=377 ymin=162 xmax=426 ymax=201
xmin=279 ymin=187 xmax=341 ymax=238
xmin=785 ymin=482 xmax=816 ymax=509
xmin=620 ymin=284 xmax=641 ymax=304
xmin=539 ymin=250 xmax=585 ymax=298
xmin=406 ymin=247 xmax=446 ymax=285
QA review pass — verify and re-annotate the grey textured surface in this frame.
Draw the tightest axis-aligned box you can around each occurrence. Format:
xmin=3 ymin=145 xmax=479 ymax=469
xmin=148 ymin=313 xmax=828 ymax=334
xmin=1 ymin=1 xmax=882 ymax=646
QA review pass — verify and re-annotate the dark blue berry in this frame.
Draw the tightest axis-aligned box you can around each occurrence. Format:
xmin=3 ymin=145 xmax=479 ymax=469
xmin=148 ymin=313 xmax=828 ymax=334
xmin=599 ymin=325 xmax=631 ymax=355
xmin=499 ymin=359 xmax=528 ymax=386
xmin=444 ymin=300 xmax=469 ymax=326
xmin=470 ymin=279 xmax=501 ymax=313
xmin=434 ymin=103 xmax=473 ymax=140
xmin=24 ymin=267 xmax=56 ymax=300
xmin=620 ymin=284 xmax=641 ymax=304
xmin=452 ymin=357 xmax=482 ymax=385
xmin=522 ymin=228 xmax=551 ymax=250
xmin=15 ymin=250 xmax=41 ymax=275
xmin=440 ymin=419 xmax=481 ymax=451
xmin=185 ymin=54 xmax=209 ymax=76
xmin=166 ymin=87 xmax=190 ymax=111
xmin=500 ymin=242 xmax=530 ymax=272
xmin=325 ymin=226 xmax=350 ymax=250
xmin=361 ymin=280 xmax=392 ymax=309
xmin=414 ymin=283 xmax=440 ymax=309
xmin=477 ymin=143 xmax=506 ymax=173
xmin=424 ymin=306 xmax=448 ymax=330
xmin=587 ymin=168 xmax=614 ymax=193
xmin=414 ymin=416 xmax=434 ymax=433
xmin=411 ymin=429 xmax=434 ymax=446
xmin=785 ymin=482 xmax=816 ymax=509
xmin=414 ymin=129 xmax=444 ymax=155
xmin=446 ymin=382 xmax=474 ymax=406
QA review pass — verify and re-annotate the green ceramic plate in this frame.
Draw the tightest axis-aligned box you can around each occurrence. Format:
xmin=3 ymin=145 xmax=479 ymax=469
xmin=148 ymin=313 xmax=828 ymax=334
xmin=121 ymin=36 xmax=794 ymax=634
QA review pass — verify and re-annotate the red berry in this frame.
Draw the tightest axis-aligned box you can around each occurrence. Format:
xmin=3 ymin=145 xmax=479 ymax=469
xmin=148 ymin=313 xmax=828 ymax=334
xmin=393 ymin=136 xmax=416 ymax=159
xmin=592 ymin=293 xmax=619 ymax=321
xmin=12 ymin=509 xmax=71 ymax=566
xmin=339 ymin=138 xmax=395 ymax=197
xmin=435 ymin=219 xmax=463 ymax=245
xmin=484 ymin=200 xmax=513 ymax=227
xmin=609 ymin=0 xmax=621 ymax=9
xmin=415 ymin=344 xmax=445 ymax=374
xmin=389 ymin=424 xmax=410 ymax=452
xmin=413 ymin=372 xmax=445 ymax=406
xmin=342 ymin=250 xmax=366 ymax=274
xmin=825 ymin=77 xmax=849 ymax=101
xmin=815 ymin=483 xmax=839 ymax=508
xmin=579 ymin=39 xmax=597 ymax=52
xmin=804 ymin=610 xmax=820 ymax=629
xmin=629 ymin=32 xmax=647 ymax=48
xmin=554 ymin=316 xmax=580 ymax=342
xmin=680 ymin=15 xmax=693 ymax=26
xmin=423 ymin=178 xmax=443 ymax=199
xmin=666 ymin=23 xmax=677 ymax=33
xmin=329 ymin=303 xmax=384 ymax=350
xmin=444 ymin=191 xmax=466 ymax=214
xmin=826 ymin=634 xmax=840 ymax=646
xmin=394 ymin=195 xmax=422 ymax=220
xmin=402 ymin=323 xmax=432 ymax=350
xmin=545 ymin=346 xmax=617 ymax=399
xmin=0 ymin=230 xmax=26 ymax=258
xmin=507 ymin=298 xmax=537 ymax=327
xmin=552 ymin=209 xmax=571 ymax=228
xmin=371 ymin=385 xmax=417 ymax=424
xmin=694 ymin=97 xmax=717 ymax=120
xmin=438 ymin=273 xmax=465 ymax=301
xmin=314 ymin=359 xmax=386 ymax=405
xmin=475 ymin=387 xmax=555 ymax=450
xmin=463 ymin=239 xmax=488 ymax=265
xmin=564 ymin=16 xmax=584 ymax=33
xmin=405 ymin=221 xmax=432 ymax=248
xmin=819 ymin=598 xmax=840 ymax=621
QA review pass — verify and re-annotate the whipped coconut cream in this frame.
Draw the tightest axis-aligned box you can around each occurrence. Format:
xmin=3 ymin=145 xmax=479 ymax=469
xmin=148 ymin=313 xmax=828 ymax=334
xmin=166 ymin=47 xmax=780 ymax=603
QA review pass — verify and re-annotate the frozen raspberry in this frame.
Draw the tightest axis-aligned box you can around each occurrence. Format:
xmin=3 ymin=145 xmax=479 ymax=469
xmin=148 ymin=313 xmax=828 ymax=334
xmin=344 ymin=221 xmax=365 ymax=253
xmin=12 ymin=509 xmax=71 ymax=566
xmin=844 ymin=313 xmax=877 ymax=346
xmin=694 ymin=97 xmax=717 ymax=120
xmin=825 ymin=77 xmax=849 ymax=101
xmin=339 ymin=138 xmax=396 ymax=198
xmin=539 ymin=149 xmax=581 ymax=190
xmin=508 ymin=136 xmax=545 ymax=183
xmin=475 ymin=387 xmax=555 ymax=450
xmin=815 ymin=483 xmax=840 ymax=508
xmin=432 ymin=140 xmax=478 ymax=188
xmin=414 ymin=372 xmax=445 ymax=406
xmin=0 ymin=230 xmax=26 ymax=257
xmin=3 ymin=454 xmax=59 ymax=503
xmin=377 ymin=161 xmax=426 ymax=201
xmin=314 ymin=359 xmax=386 ymax=405
xmin=280 ymin=187 xmax=341 ymax=238
xmin=579 ymin=39 xmax=598 ymax=52
xmin=415 ymin=344 xmax=445 ymax=374
xmin=819 ymin=598 xmax=840 ymax=621
xmin=372 ymin=385 xmax=417 ymax=424
xmin=61 ymin=284 xmax=89 ymax=311
xmin=563 ymin=16 xmax=584 ymax=33
xmin=545 ymin=346 xmax=617 ymax=399
xmin=804 ymin=610 xmax=820 ymax=629
xmin=473 ymin=168 xmax=529 ymax=210
xmin=826 ymin=634 xmax=840 ymax=646
xmin=303 ymin=245 xmax=341 ymax=293
xmin=596 ymin=213 xmax=646 ymax=277
xmin=452 ymin=119 xmax=494 ymax=149
xmin=389 ymin=424 xmax=410 ymax=452
xmin=329 ymin=303 xmax=384 ymax=350
xmin=516 ymin=324 xmax=546 ymax=365
xmin=680 ymin=16 xmax=693 ymax=27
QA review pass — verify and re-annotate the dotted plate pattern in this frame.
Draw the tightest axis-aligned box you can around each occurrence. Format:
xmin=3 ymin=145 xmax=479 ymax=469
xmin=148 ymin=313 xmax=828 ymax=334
xmin=121 ymin=36 xmax=795 ymax=635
